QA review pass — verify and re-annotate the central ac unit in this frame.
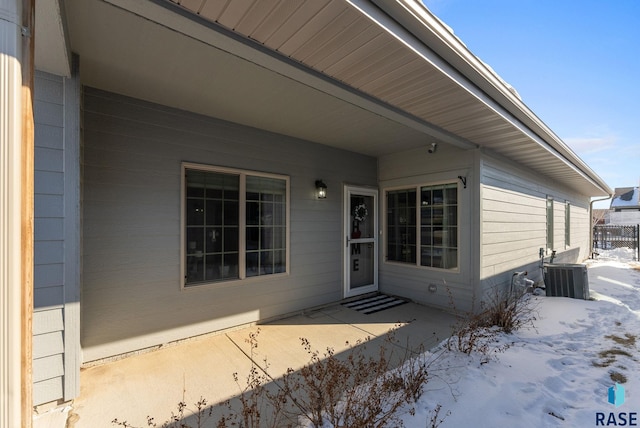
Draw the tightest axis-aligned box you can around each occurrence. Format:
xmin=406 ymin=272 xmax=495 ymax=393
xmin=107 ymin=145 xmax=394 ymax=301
xmin=544 ymin=263 xmax=590 ymax=300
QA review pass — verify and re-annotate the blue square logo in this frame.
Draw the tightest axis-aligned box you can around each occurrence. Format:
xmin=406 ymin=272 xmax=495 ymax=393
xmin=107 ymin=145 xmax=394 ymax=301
xmin=608 ymin=383 xmax=625 ymax=407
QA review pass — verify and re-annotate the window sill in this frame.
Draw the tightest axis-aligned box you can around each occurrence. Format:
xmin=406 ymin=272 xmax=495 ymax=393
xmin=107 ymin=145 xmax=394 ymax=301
xmin=383 ymin=259 xmax=460 ymax=274
xmin=181 ymin=271 xmax=290 ymax=292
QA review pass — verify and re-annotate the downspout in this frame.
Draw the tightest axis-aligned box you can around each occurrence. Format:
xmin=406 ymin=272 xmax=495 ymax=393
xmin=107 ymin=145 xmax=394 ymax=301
xmin=589 ymin=195 xmax=612 ymax=258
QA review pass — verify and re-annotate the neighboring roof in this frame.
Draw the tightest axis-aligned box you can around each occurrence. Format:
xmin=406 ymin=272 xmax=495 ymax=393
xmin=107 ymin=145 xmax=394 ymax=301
xmin=36 ymin=0 xmax=612 ymax=197
xmin=611 ymin=187 xmax=640 ymax=209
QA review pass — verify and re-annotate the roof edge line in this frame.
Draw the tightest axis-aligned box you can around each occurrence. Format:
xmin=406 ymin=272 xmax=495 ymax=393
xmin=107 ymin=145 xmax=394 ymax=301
xmin=369 ymin=0 xmax=612 ymax=196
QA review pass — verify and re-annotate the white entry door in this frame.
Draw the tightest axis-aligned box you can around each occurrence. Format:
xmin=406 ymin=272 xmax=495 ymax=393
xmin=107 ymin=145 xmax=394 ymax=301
xmin=344 ymin=186 xmax=378 ymax=298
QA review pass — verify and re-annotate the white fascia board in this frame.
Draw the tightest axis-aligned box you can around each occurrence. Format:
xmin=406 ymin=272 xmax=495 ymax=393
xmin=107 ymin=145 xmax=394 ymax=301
xmin=367 ymin=0 xmax=612 ymax=196
xmin=102 ymin=0 xmax=476 ymax=150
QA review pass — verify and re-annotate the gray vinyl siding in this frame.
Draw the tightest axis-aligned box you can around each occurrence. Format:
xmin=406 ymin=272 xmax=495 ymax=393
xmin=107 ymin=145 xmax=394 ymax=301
xmin=480 ymin=154 xmax=590 ymax=292
xmin=378 ymin=145 xmax=476 ymax=312
xmin=33 ymin=66 xmax=81 ymax=405
xmin=81 ymin=88 xmax=377 ymax=362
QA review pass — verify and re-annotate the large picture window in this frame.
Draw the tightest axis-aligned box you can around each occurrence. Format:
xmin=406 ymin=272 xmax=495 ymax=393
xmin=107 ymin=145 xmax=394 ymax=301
xmin=183 ymin=164 xmax=288 ymax=287
xmin=386 ymin=183 xmax=458 ymax=270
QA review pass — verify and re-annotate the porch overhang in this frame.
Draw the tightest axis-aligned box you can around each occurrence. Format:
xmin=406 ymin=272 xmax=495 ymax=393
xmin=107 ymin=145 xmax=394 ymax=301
xmin=42 ymin=0 xmax=611 ymax=197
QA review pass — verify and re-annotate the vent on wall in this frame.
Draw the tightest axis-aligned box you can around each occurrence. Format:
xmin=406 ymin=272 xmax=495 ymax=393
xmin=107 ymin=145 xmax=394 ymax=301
xmin=544 ymin=264 xmax=590 ymax=300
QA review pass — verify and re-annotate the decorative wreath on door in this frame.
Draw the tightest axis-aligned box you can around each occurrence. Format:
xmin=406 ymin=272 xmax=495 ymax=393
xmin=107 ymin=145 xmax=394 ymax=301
xmin=353 ymin=203 xmax=368 ymax=222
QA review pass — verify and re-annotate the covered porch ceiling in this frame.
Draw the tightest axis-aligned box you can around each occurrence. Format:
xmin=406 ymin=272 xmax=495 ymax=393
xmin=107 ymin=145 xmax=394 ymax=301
xmin=35 ymin=0 xmax=611 ymax=197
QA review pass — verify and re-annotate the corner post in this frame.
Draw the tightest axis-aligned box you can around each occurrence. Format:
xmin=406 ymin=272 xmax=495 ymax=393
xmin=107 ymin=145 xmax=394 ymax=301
xmin=21 ymin=0 xmax=35 ymax=425
xmin=0 ymin=0 xmax=34 ymax=426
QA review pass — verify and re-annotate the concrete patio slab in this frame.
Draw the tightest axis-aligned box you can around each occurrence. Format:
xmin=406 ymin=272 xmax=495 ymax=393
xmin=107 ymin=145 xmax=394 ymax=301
xmin=67 ymin=300 xmax=457 ymax=428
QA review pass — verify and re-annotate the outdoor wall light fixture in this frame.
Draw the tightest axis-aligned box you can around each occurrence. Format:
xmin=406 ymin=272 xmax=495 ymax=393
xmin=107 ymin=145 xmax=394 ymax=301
xmin=428 ymin=142 xmax=437 ymax=154
xmin=315 ymin=180 xmax=327 ymax=199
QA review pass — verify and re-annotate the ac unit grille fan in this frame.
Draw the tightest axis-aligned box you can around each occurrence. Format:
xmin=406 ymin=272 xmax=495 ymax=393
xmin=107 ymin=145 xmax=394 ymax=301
xmin=544 ymin=264 xmax=590 ymax=300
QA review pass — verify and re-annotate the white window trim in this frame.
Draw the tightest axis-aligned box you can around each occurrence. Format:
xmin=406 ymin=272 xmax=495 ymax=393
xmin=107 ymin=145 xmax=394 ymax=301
xmin=180 ymin=162 xmax=290 ymax=290
xmin=383 ymin=181 xmax=461 ymax=273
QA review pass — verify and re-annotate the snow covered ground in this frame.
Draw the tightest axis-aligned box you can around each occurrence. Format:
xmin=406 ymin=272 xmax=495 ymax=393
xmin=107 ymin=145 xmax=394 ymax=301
xmin=404 ymin=248 xmax=640 ymax=428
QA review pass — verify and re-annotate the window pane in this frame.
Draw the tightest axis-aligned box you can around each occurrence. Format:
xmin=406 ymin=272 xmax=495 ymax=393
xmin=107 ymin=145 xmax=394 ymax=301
xmin=223 ymin=254 xmax=239 ymax=279
xmin=185 ymin=169 xmax=240 ymax=286
xmin=273 ymin=227 xmax=286 ymax=249
xmin=421 ymin=207 xmax=433 ymax=225
xmin=432 ymin=208 xmax=443 ymax=225
xmin=420 ymin=247 xmax=432 ymax=267
xmin=445 ymin=206 xmax=457 ymax=226
xmin=187 ymin=252 xmax=205 ymax=282
xmin=546 ymin=197 xmax=554 ymax=249
xmin=419 ymin=184 xmax=458 ymax=269
xmin=260 ymin=203 xmax=274 ymax=225
xmin=186 ymin=199 xmax=205 ymax=225
xmin=246 ymin=252 xmax=259 ymax=277
xmin=246 ymin=201 xmax=260 ymax=225
xmin=421 ymin=227 xmax=432 ymax=246
xmin=224 ymin=201 xmax=239 ymax=226
xmin=444 ymin=185 xmax=457 ymax=204
xmin=433 ymin=227 xmax=444 ymax=245
xmin=223 ymin=227 xmax=239 ymax=252
xmin=205 ymin=254 xmax=222 ymax=281
xmin=432 ymin=188 xmax=444 ymax=205
xmin=260 ymin=227 xmax=274 ymax=250
xmin=421 ymin=189 xmax=432 ymax=206
xmin=205 ymin=227 xmax=222 ymax=253
xmin=205 ymin=187 xmax=222 ymax=199
xmin=386 ymin=189 xmax=416 ymax=263
xmin=206 ymin=200 xmax=222 ymax=225
xmin=186 ymin=170 xmax=206 ymax=197
xmin=273 ymin=250 xmax=286 ymax=273
xmin=186 ymin=228 xmax=204 ymax=253
xmin=445 ymin=227 xmax=457 ymax=247
xmin=185 ymin=167 xmax=287 ymax=285
xmin=246 ymin=227 xmax=259 ymax=250
xmin=444 ymin=249 xmax=458 ymax=269
xmin=245 ymin=175 xmax=287 ymax=278
xmin=565 ymin=203 xmax=570 ymax=247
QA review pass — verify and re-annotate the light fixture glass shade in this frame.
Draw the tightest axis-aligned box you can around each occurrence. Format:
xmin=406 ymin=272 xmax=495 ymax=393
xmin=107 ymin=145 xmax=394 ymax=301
xmin=315 ymin=180 xmax=327 ymax=199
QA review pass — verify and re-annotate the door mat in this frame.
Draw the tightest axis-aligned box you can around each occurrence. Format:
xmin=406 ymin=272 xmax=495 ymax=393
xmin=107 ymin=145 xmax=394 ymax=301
xmin=342 ymin=294 xmax=408 ymax=315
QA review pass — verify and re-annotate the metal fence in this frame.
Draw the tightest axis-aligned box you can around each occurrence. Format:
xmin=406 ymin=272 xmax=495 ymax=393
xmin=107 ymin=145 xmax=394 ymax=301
xmin=593 ymin=224 xmax=639 ymax=260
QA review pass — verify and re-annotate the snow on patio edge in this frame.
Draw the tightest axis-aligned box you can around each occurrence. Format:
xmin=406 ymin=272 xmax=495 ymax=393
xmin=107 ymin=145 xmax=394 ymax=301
xmin=400 ymin=248 xmax=640 ymax=428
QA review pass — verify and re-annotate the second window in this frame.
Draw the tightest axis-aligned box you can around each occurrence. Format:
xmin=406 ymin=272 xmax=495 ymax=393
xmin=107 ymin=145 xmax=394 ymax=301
xmin=387 ymin=183 xmax=458 ymax=270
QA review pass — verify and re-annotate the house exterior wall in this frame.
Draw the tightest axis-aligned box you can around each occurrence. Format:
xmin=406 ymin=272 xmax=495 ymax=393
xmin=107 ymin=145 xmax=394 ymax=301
xmin=479 ymin=153 xmax=591 ymax=295
xmin=378 ymin=144 xmax=477 ymax=312
xmin=33 ymin=68 xmax=81 ymax=405
xmin=606 ymin=211 xmax=640 ymax=225
xmin=81 ymin=88 xmax=377 ymax=362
